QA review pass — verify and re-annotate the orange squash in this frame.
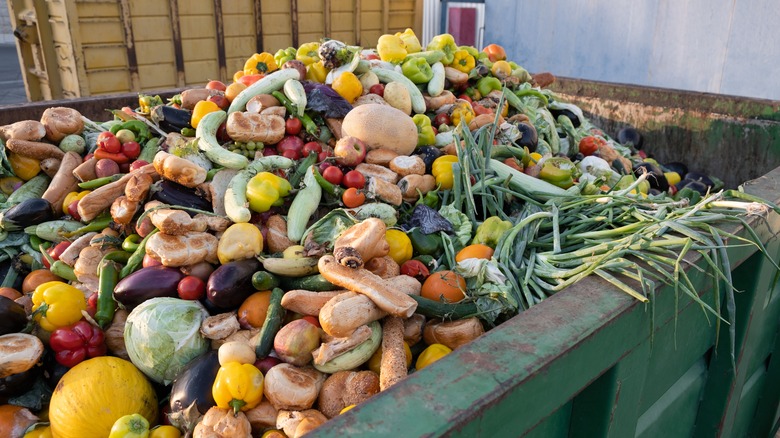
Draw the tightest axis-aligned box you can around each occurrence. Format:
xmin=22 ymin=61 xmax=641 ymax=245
xmin=48 ymin=357 xmax=158 ymax=438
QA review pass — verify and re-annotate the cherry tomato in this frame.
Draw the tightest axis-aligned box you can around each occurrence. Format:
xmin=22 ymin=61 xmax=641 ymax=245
xmin=208 ymin=94 xmax=230 ymax=110
xmin=129 ymin=160 xmax=149 ymax=171
xmin=579 ymin=135 xmax=607 ymax=156
xmin=342 ymin=170 xmax=366 ymax=189
xmin=369 ymin=83 xmax=385 ymax=97
xmin=302 ymin=141 xmax=322 ymax=157
xmin=206 ymin=80 xmax=227 ymax=92
xmin=400 ymin=259 xmax=430 ymax=282
xmin=86 ymin=292 xmax=98 ymax=318
xmin=322 ymin=165 xmax=343 ymax=185
xmin=121 ymin=141 xmax=141 ymax=160
xmin=342 ymin=187 xmax=365 ymax=208
xmin=433 ymin=112 xmax=451 ymax=127
xmin=97 ymin=132 xmax=121 ymax=154
xmin=285 ymin=117 xmax=303 ymax=135
xmin=177 ymin=275 xmax=206 ymax=300
xmin=318 ymin=148 xmax=333 ymax=162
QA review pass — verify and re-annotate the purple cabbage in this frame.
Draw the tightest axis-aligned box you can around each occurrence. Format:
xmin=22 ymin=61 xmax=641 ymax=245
xmin=302 ymin=81 xmax=353 ymax=118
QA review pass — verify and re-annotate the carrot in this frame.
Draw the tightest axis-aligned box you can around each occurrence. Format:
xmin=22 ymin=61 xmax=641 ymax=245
xmin=5 ymin=139 xmax=65 ymax=161
xmin=317 ymin=255 xmax=418 ymax=318
xmin=42 ymin=151 xmax=81 ymax=215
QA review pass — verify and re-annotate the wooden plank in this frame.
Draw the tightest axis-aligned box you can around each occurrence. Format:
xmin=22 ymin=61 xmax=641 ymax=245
xmin=75 ymin=2 xmax=119 ymax=18
xmin=354 ymin=0 xmax=360 ymax=44
xmin=183 ymin=59 xmax=219 ymax=85
xmin=263 ymin=14 xmax=295 ymax=34
xmin=178 ymin=1 xmax=212 ymax=14
xmin=213 ymin=0 xmax=227 ymax=82
xmin=381 ymin=0 xmax=388 ymax=34
xmin=168 ymin=0 xmax=186 ymax=87
xmin=290 ymin=0 xmax=299 ymax=47
xmin=83 ymin=46 xmax=127 ymax=69
xmin=134 ymin=41 xmax=177 ymax=65
xmin=324 ymin=0 xmax=331 ymax=37
xmin=413 ymin=0 xmax=423 ymax=37
xmin=223 ymin=37 xmax=256 ymax=57
xmin=137 ymin=64 xmax=177 ymax=89
xmin=130 ymin=17 xmax=174 ymax=41
xmin=254 ymin=0 xmax=264 ymax=52
xmin=181 ymin=38 xmax=218 ymax=62
xmin=117 ymin=0 xmax=139 ymax=92
xmin=179 ymin=16 xmax=217 ymax=37
xmin=33 ymin=0 xmax=63 ymax=99
xmin=63 ymin=0 xmax=88 ymax=98
xmin=263 ymin=35 xmax=293 ymax=51
xmin=86 ymin=69 xmax=132 ymax=94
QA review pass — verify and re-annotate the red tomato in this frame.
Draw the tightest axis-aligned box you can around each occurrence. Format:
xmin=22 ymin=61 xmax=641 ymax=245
xmin=47 ymin=241 xmax=71 ymax=262
xmin=86 ymin=292 xmax=98 ymax=318
xmin=206 ymin=80 xmax=227 ymax=92
xmin=121 ymin=141 xmax=141 ymax=160
xmin=238 ymin=74 xmax=264 ymax=87
xmin=369 ymin=84 xmax=385 ymax=97
xmin=343 ymin=170 xmax=366 ymax=189
xmin=129 ymin=160 xmax=149 ymax=171
xmin=281 ymin=149 xmax=300 ymax=160
xmin=177 ymin=275 xmax=206 ymax=300
xmin=399 ymin=259 xmax=430 ymax=282
xmin=302 ymin=141 xmax=322 ymax=157
xmin=97 ymin=132 xmax=121 ymax=154
xmin=285 ymin=118 xmax=303 ymax=135
xmin=433 ymin=112 xmax=451 ymax=127
xmin=318 ymin=148 xmax=333 ymax=162
xmin=579 ymin=135 xmax=607 ymax=156
xmin=207 ymin=94 xmax=230 ymax=110
xmin=322 ymin=165 xmax=343 ymax=185
xmin=458 ymin=94 xmax=473 ymax=104
xmin=342 ymin=187 xmax=365 ymax=208
xmin=67 ymin=200 xmax=81 ymax=221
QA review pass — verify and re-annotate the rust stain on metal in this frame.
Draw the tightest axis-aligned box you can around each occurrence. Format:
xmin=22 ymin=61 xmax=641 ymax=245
xmin=254 ymin=0 xmax=264 ymax=52
xmin=213 ymin=0 xmax=227 ymax=82
xmin=118 ymin=0 xmax=140 ymax=92
xmin=169 ymin=0 xmax=185 ymax=88
xmin=290 ymin=0 xmax=299 ymax=48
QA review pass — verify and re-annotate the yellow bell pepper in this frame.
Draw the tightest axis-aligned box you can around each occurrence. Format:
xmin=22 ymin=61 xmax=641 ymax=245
xmin=62 ymin=190 xmax=90 ymax=215
xmin=426 ymin=33 xmax=458 ymax=65
xmin=432 ymin=155 xmax=458 ymax=190
xmin=109 ymin=413 xmax=150 ymax=438
xmin=246 ymin=171 xmax=291 ymax=213
xmin=149 ymin=425 xmax=182 ymax=438
xmin=32 ymin=281 xmax=87 ymax=332
xmin=451 ymin=49 xmax=475 ymax=73
xmin=23 ymin=425 xmax=52 ymax=438
xmin=243 ymin=52 xmax=278 ymax=75
xmin=450 ymin=100 xmax=475 ymax=128
xmin=306 ymin=61 xmax=329 ymax=83
xmin=395 ymin=28 xmax=422 ymax=54
xmin=217 ymin=223 xmax=263 ymax=264
xmin=332 ymin=71 xmax=363 ymax=103
xmin=212 ymin=362 xmax=264 ymax=414
xmin=296 ymin=42 xmax=321 ymax=66
xmin=416 ymin=343 xmax=452 ymax=370
xmin=8 ymin=152 xmax=40 ymax=181
xmin=377 ymin=34 xmax=407 ymax=64
xmin=190 ymin=100 xmax=222 ymax=129
xmin=385 ymin=229 xmax=413 ymax=265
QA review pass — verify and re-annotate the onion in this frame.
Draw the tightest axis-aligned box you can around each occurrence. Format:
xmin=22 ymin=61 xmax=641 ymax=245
xmin=263 ymin=364 xmax=325 ymax=410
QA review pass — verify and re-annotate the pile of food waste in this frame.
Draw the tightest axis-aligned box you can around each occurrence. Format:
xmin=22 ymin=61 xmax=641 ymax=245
xmin=0 ymin=29 xmax=776 ymax=438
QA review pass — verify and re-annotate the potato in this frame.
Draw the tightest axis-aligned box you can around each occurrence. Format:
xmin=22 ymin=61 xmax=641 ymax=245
xmin=382 ymin=82 xmax=412 ymax=115
xmin=95 ymin=158 xmax=120 ymax=178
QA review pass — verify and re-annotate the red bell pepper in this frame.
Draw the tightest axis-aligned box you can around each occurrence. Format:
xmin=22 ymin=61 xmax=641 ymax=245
xmin=93 ymin=149 xmax=130 ymax=164
xmin=49 ymin=320 xmax=107 ymax=368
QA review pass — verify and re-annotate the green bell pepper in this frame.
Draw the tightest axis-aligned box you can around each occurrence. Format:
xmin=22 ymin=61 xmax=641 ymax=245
xmin=458 ymin=45 xmax=480 ymax=58
xmin=412 ymin=114 xmax=435 ymax=146
xmin=477 ymin=76 xmax=502 ymax=98
xmin=246 ymin=172 xmax=291 ymax=213
xmin=402 ymin=57 xmax=434 ymax=84
xmin=274 ymin=47 xmax=297 ymax=66
xmin=409 ymin=228 xmax=443 ymax=256
xmin=539 ymin=157 xmax=576 ymax=189
xmin=472 ymin=216 xmax=512 ymax=249
xmin=426 ymin=33 xmax=458 ymax=65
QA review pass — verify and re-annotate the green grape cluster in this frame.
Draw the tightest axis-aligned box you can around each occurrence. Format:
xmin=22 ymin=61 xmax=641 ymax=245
xmin=227 ymin=141 xmax=264 ymax=158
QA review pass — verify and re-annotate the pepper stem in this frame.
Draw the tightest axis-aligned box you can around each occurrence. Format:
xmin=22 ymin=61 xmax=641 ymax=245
xmin=230 ymin=399 xmax=246 ymax=415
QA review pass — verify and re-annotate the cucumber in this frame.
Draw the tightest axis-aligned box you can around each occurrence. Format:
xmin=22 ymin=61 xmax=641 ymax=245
xmin=252 ymin=270 xmax=281 ymax=290
xmin=410 ymin=295 xmax=480 ymax=320
xmin=228 ymin=68 xmax=301 ymax=114
xmin=224 ymin=156 xmax=295 ymax=223
xmin=279 ymin=273 xmax=339 ymax=292
xmin=371 ymin=67 xmax=426 ymax=114
xmin=427 ymin=62 xmax=445 ymax=97
xmin=196 ymin=110 xmax=249 ymax=169
xmin=255 ymin=287 xmax=286 ymax=357
xmin=4 ymin=174 xmax=50 ymax=206
xmin=286 ymin=166 xmax=322 ymax=242
xmin=405 ymin=50 xmax=445 ymax=65
xmin=283 ymin=79 xmax=307 ymax=118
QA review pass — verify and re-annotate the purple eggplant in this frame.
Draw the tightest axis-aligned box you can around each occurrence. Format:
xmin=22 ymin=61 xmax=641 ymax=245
xmin=114 ymin=265 xmax=184 ymax=309
xmin=206 ymin=259 xmax=261 ymax=310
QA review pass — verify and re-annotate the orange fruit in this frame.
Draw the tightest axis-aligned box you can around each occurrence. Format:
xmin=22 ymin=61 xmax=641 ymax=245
xmin=22 ymin=269 xmax=62 ymax=293
xmin=455 ymin=244 xmax=494 ymax=262
xmin=237 ymin=290 xmax=273 ymax=329
xmin=421 ymin=270 xmax=466 ymax=303
xmin=225 ymin=81 xmax=247 ymax=102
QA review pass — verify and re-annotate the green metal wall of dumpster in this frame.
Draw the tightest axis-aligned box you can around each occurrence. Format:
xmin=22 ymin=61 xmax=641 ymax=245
xmin=0 ymin=78 xmax=778 ymax=437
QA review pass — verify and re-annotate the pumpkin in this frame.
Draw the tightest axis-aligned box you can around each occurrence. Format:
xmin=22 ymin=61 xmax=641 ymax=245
xmin=341 ymin=104 xmax=418 ymax=155
xmin=48 ymin=356 xmax=158 ymax=438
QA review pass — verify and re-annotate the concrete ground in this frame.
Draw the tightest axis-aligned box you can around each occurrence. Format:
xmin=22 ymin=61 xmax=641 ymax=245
xmin=0 ymin=43 xmax=29 ymax=106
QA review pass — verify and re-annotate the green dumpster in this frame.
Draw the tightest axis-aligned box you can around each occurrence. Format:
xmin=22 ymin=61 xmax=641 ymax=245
xmin=307 ymin=78 xmax=780 ymax=437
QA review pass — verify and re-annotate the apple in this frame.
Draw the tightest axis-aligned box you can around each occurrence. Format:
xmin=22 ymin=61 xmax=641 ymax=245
xmin=333 ymin=136 xmax=366 ymax=167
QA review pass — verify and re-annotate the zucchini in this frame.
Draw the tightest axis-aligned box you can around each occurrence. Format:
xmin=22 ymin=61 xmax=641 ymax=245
xmin=251 ymin=270 xmax=281 ymax=290
xmin=254 ymin=287 xmax=286 ymax=357
xmin=138 ymin=137 xmax=161 ymax=163
xmin=283 ymin=79 xmax=307 ymax=118
xmin=25 ymin=220 xmax=83 ymax=243
xmin=5 ymin=174 xmax=50 ymax=206
xmin=228 ymin=69 xmax=301 ymax=114
xmin=410 ymin=295 xmax=480 ymax=320
xmin=405 ymin=50 xmax=445 ymax=65
xmin=371 ymin=67 xmax=426 ymax=114
xmin=279 ymin=273 xmax=339 ymax=291
xmin=195 ymin=110 xmax=249 ymax=169
xmin=0 ymin=198 xmax=54 ymax=231
xmin=224 ymin=156 xmax=295 ymax=223
xmin=427 ymin=62 xmax=445 ymax=97
xmin=286 ymin=166 xmax=322 ymax=242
